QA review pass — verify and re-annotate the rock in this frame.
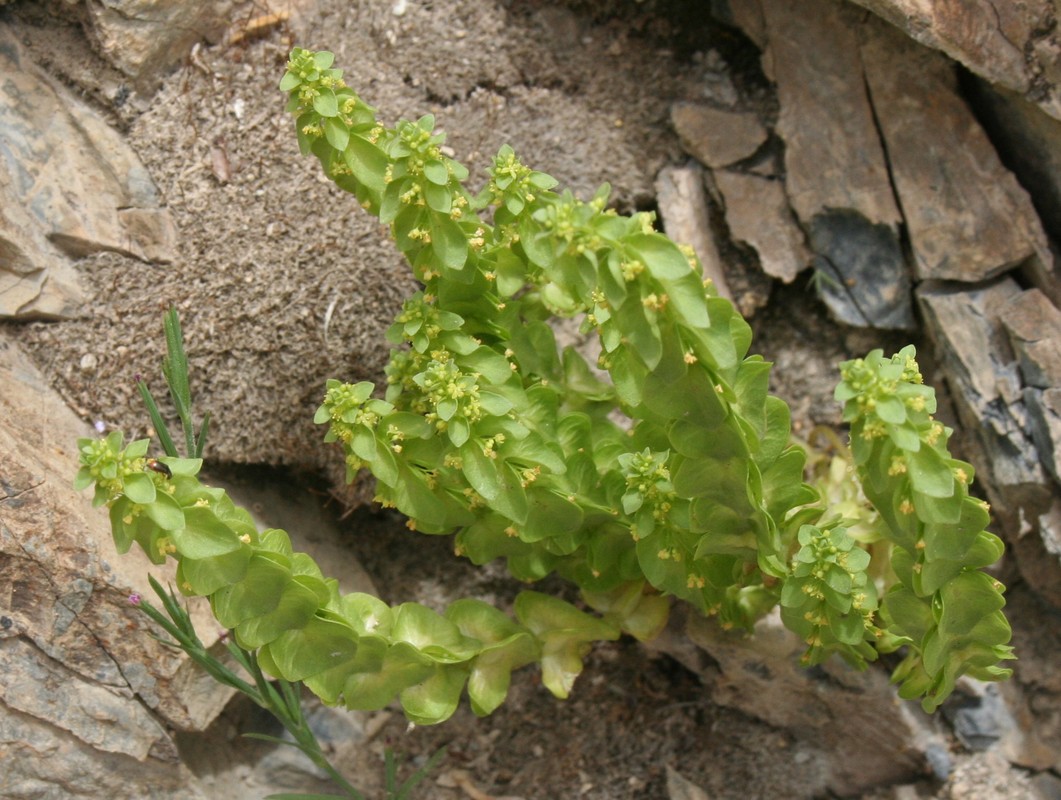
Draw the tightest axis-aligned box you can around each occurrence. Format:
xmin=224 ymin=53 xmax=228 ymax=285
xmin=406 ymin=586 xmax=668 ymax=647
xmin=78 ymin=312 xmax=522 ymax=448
xmin=917 ymin=279 xmax=1051 ymax=523
xmin=1026 ymin=389 xmax=1061 ymax=486
xmin=670 ymin=102 xmax=769 ymax=168
xmin=761 ymin=0 xmax=900 ymax=228
xmin=655 ymin=163 xmax=732 ymax=301
xmin=944 ymin=750 xmax=1040 ymax=799
xmin=807 ymin=209 xmax=914 ymax=329
xmin=0 ymin=22 xmax=176 ymax=320
xmin=665 ymin=765 xmax=711 ymax=800
xmin=759 ymin=0 xmax=911 ymax=328
xmin=942 ymin=681 xmax=1018 ymax=752
xmin=917 ymin=279 xmax=1061 ymax=606
xmin=1033 ymin=771 xmax=1061 ymax=800
xmin=650 ymin=606 xmax=937 ymax=798
xmin=0 ymin=329 xmax=223 ymax=798
xmin=967 ymin=81 xmax=1061 ymax=294
xmin=1001 ymin=289 xmax=1061 ymax=391
xmin=714 ymin=169 xmax=809 ymax=283
xmin=1001 ymin=289 xmax=1061 ymax=484
xmin=81 ymin=0 xmax=235 ymax=91
xmin=0 ymin=325 xmax=384 ymax=797
xmin=860 ymin=18 xmax=1053 ymax=284
xmin=1022 ymin=499 xmax=1061 ymax=611
xmin=846 ymin=0 xmax=1061 ymax=122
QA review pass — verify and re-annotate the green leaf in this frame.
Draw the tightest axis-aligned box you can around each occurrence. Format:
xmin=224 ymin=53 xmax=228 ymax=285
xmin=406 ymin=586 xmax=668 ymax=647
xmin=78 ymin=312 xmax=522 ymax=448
xmin=458 ymin=347 xmax=513 ymax=385
xmin=234 ymin=577 xmax=322 ymax=648
xmin=170 ymin=506 xmax=244 ymax=559
xmin=344 ymin=643 xmax=434 ymax=711
xmin=400 ymin=665 xmax=468 ymax=725
xmin=278 ymin=71 xmax=301 ymax=92
xmin=261 ymin=614 xmax=359 ymax=681
xmin=343 ymin=135 xmax=389 ymax=196
xmin=521 ymin=488 xmax=584 ymax=543
xmin=144 ymin=492 xmax=185 ymax=531
xmin=391 ymin=463 xmax=447 ymax=521
xmin=323 ymin=117 xmax=350 ymax=151
xmin=466 ymin=631 xmax=539 ymax=716
xmin=392 ymin=602 xmax=480 ymax=662
xmin=176 ymin=546 xmax=251 ymax=596
xmin=123 ymin=472 xmax=157 ymax=504
xmin=211 ymin=552 xmax=291 ymax=628
xmin=460 ymin=441 xmax=501 ymax=501
xmin=424 ymin=160 xmax=449 ymax=185
xmin=313 ymin=88 xmax=339 ymax=117
xmin=514 ymin=591 xmax=619 ymax=698
xmin=907 ymin=445 xmax=954 ymax=499
xmin=428 ymin=213 xmax=468 ymax=271
xmin=423 ymin=181 xmax=452 ymax=214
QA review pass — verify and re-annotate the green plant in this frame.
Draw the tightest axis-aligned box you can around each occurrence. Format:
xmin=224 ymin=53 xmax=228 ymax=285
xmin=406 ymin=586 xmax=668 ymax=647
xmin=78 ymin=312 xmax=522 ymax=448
xmin=88 ymin=309 xmax=440 ymax=799
xmin=77 ymin=46 xmax=1013 ymax=758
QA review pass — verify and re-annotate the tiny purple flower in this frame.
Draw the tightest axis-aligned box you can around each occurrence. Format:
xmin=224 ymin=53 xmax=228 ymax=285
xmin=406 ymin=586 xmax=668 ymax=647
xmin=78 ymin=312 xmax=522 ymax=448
xmin=94 ymin=419 xmax=107 ymax=434
xmin=128 ymin=593 xmax=142 ymax=606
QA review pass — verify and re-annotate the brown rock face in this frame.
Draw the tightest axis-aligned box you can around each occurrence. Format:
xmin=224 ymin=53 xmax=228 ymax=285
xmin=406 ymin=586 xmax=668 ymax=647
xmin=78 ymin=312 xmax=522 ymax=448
xmin=759 ymin=0 xmax=913 ymax=329
xmin=0 ymin=22 xmax=176 ymax=320
xmin=847 ymin=0 xmax=1061 ymax=121
xmin=714 ymin=169 xmax=809 ymax=284
xmin=0 ymin=330 xmax=228 ymax=798
xmin=860 ymin=17 xmax=1051 ymax=283
xmin=670 ymin=102 xmax=769 ymax=169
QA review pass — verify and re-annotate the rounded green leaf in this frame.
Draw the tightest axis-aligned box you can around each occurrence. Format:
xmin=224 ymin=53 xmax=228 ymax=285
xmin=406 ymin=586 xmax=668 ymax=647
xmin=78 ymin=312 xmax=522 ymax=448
xmin=262 ymin=615 xmax=359 ymax=681
xmin=211 ymin=552 xmax=291 ymax=628
xmin=123 ymin=472 xmax=157 ymax=504
xmin=313 ymin=88 xmax=339 ymax=117
xmin=144 ymin=492 xmax=185 ymax=531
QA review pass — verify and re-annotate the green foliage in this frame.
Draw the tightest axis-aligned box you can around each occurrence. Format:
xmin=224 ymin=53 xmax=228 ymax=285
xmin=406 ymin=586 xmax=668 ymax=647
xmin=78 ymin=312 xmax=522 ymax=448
xmin=77 ymin=48 xmax=1014 ymax=738
xmin=835 ymin=347 xmax=1014 ymax=710
xmin=134 ymin=575 xmax=442 ymax=800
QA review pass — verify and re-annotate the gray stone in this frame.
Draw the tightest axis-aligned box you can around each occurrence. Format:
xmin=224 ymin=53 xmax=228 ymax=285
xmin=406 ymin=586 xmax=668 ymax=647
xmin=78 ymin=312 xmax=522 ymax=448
xmin=808 ymin=209 xmax=914 ymax=329
xmin=846 ymin=0 xmax=1061 ymax=122
xmin=942 ymin=681 xmax=1016 ymax=752
xmin=715 ymin=169 xmax=809 ymax=284
xmin=655 ymin=163 xmax=732 ymax=302
xmin=671 ymin=102 xmax=769 ymax=169
xmin=759 ymin=0 xmax=910 ymax=328
xmin=861 ymin=18 xmax=1053 ymax=283
xmin=0 ymin=22 xmax=176 ymax=320
xmin=1001 ymin=289 xmax=1061 ymax=390
xmin=917 ymin=280 xmax=1052 ymax=527
xmin=1026 ymin=388 xmax=1061 ymax=486
xmin=761 ymin=0 xmax=901 ymax=228
xmin=917 ymin=279 xmax=1061 ymax=609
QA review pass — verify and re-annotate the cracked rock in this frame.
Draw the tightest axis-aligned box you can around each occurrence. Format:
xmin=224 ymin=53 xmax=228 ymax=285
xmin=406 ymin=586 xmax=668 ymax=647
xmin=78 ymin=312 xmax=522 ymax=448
xmin=759 ymin=0 xmax=912 ymax=328
xmin=860 ymin=17 xmax=1053 ymax=284
xmin=0 ymin=22 xmax=176 ymax=320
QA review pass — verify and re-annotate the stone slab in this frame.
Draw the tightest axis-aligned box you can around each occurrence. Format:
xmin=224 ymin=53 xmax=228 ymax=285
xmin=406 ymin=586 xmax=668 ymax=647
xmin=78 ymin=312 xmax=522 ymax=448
xmin=861 ymin=17 xmax=1051 ymax=283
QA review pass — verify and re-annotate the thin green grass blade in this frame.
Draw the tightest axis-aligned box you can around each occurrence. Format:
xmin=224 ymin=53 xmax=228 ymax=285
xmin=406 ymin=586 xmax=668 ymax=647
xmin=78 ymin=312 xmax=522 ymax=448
xmin=392 ymin=746 xmax=446 ymax=800
xmin=137 ymin=380 xmax=179 ymax=457
xmin=194 ymin=412 xmax=211 ymax=458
